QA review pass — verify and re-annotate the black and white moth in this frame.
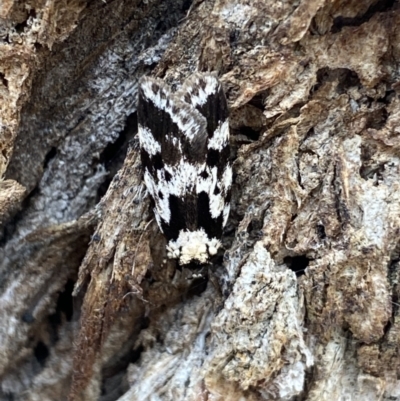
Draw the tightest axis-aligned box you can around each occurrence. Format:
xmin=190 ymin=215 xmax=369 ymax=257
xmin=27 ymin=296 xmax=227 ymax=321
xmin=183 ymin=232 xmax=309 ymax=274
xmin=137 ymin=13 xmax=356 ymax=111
xmin=137 ymin=73 xmax=231 ymax=265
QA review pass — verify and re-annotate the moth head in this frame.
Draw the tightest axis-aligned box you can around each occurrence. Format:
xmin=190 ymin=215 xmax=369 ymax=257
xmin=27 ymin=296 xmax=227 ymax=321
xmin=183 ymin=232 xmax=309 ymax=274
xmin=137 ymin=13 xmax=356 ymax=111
xmin=166 ymin=229 xmax=221 ymax=265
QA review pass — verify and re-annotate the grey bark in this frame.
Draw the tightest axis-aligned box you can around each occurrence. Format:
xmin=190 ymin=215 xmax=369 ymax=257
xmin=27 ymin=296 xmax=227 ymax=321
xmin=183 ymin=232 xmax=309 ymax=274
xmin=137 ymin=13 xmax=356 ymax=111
xmin=0 ymin=0 xmax=399 ymax=400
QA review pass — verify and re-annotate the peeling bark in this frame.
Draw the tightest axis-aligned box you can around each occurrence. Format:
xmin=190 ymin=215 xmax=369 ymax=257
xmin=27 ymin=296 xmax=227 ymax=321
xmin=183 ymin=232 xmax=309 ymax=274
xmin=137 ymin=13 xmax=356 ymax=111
xmin=1 ymin=0 xmax=400 ymax=400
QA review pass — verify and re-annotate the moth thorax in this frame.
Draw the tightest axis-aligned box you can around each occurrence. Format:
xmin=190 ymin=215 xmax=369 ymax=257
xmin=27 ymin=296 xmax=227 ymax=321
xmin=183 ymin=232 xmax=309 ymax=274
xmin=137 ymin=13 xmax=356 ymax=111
xmin=166 ymin=229 xmax=221 ymax=265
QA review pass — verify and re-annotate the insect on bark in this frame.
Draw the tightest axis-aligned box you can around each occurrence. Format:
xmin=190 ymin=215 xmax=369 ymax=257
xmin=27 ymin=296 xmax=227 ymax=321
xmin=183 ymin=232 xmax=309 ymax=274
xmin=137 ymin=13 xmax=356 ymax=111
xmin=138 ymin=73 xmax=231 ymax=266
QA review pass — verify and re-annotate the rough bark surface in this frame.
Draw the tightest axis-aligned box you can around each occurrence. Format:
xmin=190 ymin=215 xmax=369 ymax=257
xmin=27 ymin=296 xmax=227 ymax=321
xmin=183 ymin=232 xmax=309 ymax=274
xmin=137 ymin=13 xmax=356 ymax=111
xmin=0 ymin=0 xmax=400 ymax=400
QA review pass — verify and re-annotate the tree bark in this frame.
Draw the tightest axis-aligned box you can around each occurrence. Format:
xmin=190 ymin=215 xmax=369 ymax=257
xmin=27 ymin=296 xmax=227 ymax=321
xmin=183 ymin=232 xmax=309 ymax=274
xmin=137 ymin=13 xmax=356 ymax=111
xmin=0 ymin=0 xmax=399 ymax=400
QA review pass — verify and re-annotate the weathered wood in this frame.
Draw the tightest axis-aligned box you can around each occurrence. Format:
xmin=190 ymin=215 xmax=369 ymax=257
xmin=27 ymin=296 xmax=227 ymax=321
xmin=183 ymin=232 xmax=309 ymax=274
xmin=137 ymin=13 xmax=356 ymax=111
xmin=0 ymin=0 xmax=399 ymax=400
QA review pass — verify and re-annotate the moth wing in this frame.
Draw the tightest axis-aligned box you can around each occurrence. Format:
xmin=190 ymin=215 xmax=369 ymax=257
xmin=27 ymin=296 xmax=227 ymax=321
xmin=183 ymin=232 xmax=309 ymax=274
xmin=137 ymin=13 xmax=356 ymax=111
xmin=138 ymin=76 xmax=208 ymax=241
xmin=138 ymin=76 xmax=209 ymax=165
xmin=177 ymin=74 xmax=232 ymax=237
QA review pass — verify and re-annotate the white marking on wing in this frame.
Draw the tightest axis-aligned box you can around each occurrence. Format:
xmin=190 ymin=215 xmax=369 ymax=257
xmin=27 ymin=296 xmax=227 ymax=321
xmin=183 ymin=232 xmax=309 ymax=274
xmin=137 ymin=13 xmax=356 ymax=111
xmin=140 ymin=79 xmax=206 ymax=142
xmin=138 ymin=125 xmax=161 ymax=155
xmin=208 ymin=120 xmax=229 ymax=151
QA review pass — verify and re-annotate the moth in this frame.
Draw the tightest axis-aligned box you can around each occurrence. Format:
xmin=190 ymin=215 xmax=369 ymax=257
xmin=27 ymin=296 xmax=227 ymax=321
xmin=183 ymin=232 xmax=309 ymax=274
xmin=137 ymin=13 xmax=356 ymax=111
xmin=137 ymin=73 xmax=231 ymax=265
